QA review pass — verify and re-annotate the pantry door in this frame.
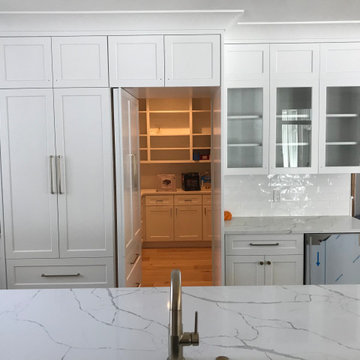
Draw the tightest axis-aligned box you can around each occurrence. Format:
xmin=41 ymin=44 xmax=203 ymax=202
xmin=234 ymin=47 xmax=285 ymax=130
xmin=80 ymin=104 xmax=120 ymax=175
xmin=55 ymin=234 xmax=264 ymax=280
xmin=212 ymin=87 xmax=223 ymax=285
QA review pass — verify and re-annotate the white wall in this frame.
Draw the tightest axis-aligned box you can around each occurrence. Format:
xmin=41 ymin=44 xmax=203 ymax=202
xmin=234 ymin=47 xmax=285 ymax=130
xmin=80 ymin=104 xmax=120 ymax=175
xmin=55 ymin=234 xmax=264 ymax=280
xmin=224 ymin=174 xmax=351 ymax=217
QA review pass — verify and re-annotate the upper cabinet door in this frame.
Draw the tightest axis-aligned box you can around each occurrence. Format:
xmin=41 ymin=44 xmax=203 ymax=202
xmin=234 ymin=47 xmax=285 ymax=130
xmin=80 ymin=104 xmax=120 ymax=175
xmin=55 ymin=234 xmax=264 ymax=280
xmin=225 ymin=44 xmax=269 ymax=83
xmin=270 ymin=43 xmax=320 ymax=81
xmin=165 ymin=35 xmax=220 ymax=87
xmin=320 ymin=42 xmax=360 ymax=81
xmin=54 ymin=88 xmax=114 ymax=258
xmin=0 ymin=37 xmax=52 ymax=88
xmin=108 ymin=35 xmax=164 ymax=87
xmin=52 ymin=36 xmax=109 ymax=87
xmin=0 ymin=89 xmax=59 ymax=259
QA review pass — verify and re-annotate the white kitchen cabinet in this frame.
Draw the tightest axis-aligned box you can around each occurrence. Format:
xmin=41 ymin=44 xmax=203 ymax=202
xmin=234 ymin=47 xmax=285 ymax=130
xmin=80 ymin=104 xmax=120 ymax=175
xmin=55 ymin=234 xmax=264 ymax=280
xmin=320 ymin=42 xmax=360 ymax=82
xmin=225 ymin=234 xmax=304 ymax=286
xmin=52 ymin=36 xmax=109 ymax=87
xmin=54 ymin=88 xmax=114 ymax=257
xmin=0 ymin=37 xmax=52 ymax=88
xmin=270 ymin=44 xmax=320 ymax=81
xmin=0 ymin=89 xmax=59 ymax=259
xmin=226 ymin=255 xmax=265 ymax=286
xmin=6 ymin=257 xmax=114 ymax=289
xmin=174 ymin=205 xmax=202 ymax=241
xmin=108 ymin=35 xmax=164 ymax=87
xmin=164 ymin=35 xmax=220 ymax=86
xmin=145 ymin=206 xmax=174 ymax=242
xmin=269 ymin=44 xmax=320 ymax=174
xmin=264 ymin=255 xmax=303 ymax=285
xmin=114 ymin=89 xmax=142 ymax=287
xmin=224 ymin=44 xmax=269 ymax=175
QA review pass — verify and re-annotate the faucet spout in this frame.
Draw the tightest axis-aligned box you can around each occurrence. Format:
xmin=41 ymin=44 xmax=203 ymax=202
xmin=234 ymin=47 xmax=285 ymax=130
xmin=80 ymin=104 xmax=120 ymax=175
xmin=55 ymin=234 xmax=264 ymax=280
xmin=168 ymin=269 xmax=199 ymax=360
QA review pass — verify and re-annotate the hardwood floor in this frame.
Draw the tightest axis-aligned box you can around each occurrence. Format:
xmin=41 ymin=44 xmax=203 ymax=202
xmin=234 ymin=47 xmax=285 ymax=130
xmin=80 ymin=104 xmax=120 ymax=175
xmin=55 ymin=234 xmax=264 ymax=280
xmin=141 ymin=247 xmax=212 ymax=287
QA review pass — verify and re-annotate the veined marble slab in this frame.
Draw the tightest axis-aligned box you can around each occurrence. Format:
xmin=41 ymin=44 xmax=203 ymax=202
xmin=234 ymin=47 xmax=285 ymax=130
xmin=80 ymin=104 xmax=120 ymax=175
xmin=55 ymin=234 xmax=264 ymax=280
xmin=224 ymin=216 xmax=360 ymax=235
xmin=0 ymin=285 xmax=360 ymax=359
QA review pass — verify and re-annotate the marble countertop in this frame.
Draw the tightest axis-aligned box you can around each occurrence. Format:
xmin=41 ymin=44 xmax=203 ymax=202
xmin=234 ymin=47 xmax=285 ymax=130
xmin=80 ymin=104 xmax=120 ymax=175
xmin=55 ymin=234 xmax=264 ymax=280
xmin=1 ymin=285 xmax=360 ymax=359
xmin=224 ymin=216 xmax=360 ymax=235
xmin=141 ymin=188 xmax=211 ymax=196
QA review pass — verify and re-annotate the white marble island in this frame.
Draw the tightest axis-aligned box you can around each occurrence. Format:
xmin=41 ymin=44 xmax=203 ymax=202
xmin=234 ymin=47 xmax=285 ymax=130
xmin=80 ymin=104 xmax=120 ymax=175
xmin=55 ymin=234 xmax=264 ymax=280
xmin=1 ymin=285 xmax=360 ymax=360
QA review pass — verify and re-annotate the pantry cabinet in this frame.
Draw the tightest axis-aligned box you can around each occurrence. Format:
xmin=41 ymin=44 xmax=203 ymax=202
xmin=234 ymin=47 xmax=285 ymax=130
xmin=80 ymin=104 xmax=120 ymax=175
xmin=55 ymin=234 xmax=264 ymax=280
xmin=0 ymin=37 xmax=52 ymax=88
xmin=146 ymin=206 xmax=174 ymax=242
xmin=225 ymin=234 xmax=304 ymax=286
xmin=0 ymin=89 xmax=58 ymax=259
xmin=0 ymin=88 xmax=115 ymax=288
xmin=109 ymin=34 xmax=220 ymax=87
xmin=143 ymin=193 xmax=211 ymax=245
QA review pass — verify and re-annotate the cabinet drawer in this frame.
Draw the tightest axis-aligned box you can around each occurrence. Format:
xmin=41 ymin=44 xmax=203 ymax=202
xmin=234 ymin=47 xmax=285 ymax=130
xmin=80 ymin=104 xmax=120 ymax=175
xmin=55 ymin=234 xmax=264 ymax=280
xmin=202 ymin=195 xmax=212 ymax=205
xmin=175 ymin=195 xmax=202 ymax=205
xmin=226 ymin=234 xmax=303 ymax=256
xmin=126 ymin=254 xmax=142 ymax=287
xmin=145 ymin=195 xmax=173 ymax=205
xmin=6 ymin=258 xmax=114 ymax=289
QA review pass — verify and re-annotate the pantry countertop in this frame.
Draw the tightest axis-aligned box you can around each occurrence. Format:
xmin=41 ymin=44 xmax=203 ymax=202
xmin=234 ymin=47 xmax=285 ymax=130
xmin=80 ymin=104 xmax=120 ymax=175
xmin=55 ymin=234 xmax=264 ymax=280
xmin=141 ymin=188 xmax=211 ymax=196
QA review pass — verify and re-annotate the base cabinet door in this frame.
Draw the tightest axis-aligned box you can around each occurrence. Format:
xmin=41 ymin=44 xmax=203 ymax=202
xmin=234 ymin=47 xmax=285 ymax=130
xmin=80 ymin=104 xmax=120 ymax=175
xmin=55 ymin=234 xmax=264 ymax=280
xmin=264 ymin=255 xmax=303 ymax=285
xmin=174 ymin=205 xmax=202 ymax=241
xmin=145 ymin=206 xmax=173 ymax=242
xmin=226 ymin=256 xmax=265 ymax=286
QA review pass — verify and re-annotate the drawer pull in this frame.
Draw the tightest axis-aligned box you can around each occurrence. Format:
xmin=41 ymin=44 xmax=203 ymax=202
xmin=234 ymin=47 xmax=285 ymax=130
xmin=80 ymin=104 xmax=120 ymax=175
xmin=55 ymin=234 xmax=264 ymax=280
xmin=130 ymin=253 xmax=140 ymax=265
xmin=41 ymin=273 xmax=81 ymax=278
xmin=249 ymin=242 xmax=279 ymax=247
xmin=184 ymin=199 xmax=192 ymax=202
xmin=156 ymin=200 xmax=164 ymax=202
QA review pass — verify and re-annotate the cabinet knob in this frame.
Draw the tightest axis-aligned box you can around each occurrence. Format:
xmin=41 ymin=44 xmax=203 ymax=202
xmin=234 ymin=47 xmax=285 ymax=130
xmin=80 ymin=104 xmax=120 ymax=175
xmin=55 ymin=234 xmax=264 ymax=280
xmin=266 ymin=261 xmax=271 ymax=265
xmin=259 ymin=261 xmax=264 ymax=265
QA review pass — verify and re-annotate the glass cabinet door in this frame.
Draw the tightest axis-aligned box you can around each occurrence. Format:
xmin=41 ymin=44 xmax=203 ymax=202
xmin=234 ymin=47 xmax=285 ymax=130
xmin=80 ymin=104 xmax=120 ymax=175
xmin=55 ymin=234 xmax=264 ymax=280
xmin=227 ymin=88 xmax=264 ymax=170
xmin=325 ymin=87 xmax=360 ymax=167
xmin=275 ymin=87 xmax=313 ymax=169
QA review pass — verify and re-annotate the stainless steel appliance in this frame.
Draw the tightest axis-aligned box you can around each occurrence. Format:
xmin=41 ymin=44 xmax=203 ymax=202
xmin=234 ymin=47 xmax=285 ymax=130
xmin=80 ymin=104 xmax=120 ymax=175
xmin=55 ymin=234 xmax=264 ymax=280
xmin=305 ymin=233 xmax=360 ymax=284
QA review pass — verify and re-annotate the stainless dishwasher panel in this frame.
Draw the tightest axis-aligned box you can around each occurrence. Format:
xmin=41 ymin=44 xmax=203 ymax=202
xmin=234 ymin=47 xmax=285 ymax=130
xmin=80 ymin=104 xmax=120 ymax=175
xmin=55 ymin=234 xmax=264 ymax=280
xmin=305 ymin=233 xmax=360 ymax=284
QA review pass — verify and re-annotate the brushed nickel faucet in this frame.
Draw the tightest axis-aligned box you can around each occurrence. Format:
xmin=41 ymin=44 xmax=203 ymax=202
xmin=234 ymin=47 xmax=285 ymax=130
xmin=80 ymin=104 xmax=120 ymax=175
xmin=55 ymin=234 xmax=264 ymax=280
xmin=168 ymin=269 xmax=199 ymax=360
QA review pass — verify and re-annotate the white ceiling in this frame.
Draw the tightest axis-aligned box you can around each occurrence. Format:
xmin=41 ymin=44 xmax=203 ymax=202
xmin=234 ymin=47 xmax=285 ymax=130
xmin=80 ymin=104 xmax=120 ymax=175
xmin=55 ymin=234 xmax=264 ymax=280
xmin=1 ymin=0 xmax=360 ymax=23
xmin=0 ymin=0 xmax=359 ymax=34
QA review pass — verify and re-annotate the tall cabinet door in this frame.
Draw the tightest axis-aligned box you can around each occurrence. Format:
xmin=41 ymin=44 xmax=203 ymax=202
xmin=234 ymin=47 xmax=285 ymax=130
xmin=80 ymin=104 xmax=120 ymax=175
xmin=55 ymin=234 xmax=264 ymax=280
xmin=0 ymin=89 xmax=59 ymax=258
xmin=54 ymin=88 xmax=114 ymax=258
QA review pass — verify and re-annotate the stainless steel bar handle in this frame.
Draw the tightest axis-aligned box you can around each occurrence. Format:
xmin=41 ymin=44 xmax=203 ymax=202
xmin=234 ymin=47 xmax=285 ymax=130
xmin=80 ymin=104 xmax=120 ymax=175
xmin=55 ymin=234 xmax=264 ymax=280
xmin=41 ymin=273 xmax=80 ymax=278
xmin=130 ymin=253 xmax=140 ymax=265
xmin=56 ymin=155 xmax=64 ymax=194
xmin=49 ymin=156 xmax=56 ymax=194
xmin=249 ymin=243 xmax=279 ymax=247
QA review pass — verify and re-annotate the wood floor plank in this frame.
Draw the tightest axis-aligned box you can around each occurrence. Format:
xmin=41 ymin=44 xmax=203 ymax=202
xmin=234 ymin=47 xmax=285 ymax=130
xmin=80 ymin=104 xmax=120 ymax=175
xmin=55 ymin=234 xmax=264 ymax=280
xmin=141 ymin=247 xmax=212 ymax=287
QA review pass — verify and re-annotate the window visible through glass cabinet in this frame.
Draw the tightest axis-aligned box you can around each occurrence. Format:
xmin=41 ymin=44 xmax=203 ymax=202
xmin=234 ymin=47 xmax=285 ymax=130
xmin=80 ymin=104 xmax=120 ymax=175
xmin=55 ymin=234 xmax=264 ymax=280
xmin=276 ymin=87 xmax=312 ymax=168
xmin=227 ymin=88 xmax=263 ymax=168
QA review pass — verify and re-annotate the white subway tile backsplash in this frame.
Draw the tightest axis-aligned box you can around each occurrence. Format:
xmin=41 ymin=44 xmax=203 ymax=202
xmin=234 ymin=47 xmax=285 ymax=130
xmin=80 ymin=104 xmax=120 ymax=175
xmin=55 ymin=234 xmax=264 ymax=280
xmin=224 ymin=174 xmax=351 ymax=217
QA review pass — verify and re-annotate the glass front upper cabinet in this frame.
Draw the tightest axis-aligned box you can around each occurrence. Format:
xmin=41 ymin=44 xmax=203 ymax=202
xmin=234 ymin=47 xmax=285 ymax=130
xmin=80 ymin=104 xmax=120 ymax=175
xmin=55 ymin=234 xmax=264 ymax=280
xmin=272 ymin=86 xmax=317 ymax=173
xmin=226 ymin=87 xmax=268 ymax=174
xmin=324 ymin=86 xmax=360 ymax=170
